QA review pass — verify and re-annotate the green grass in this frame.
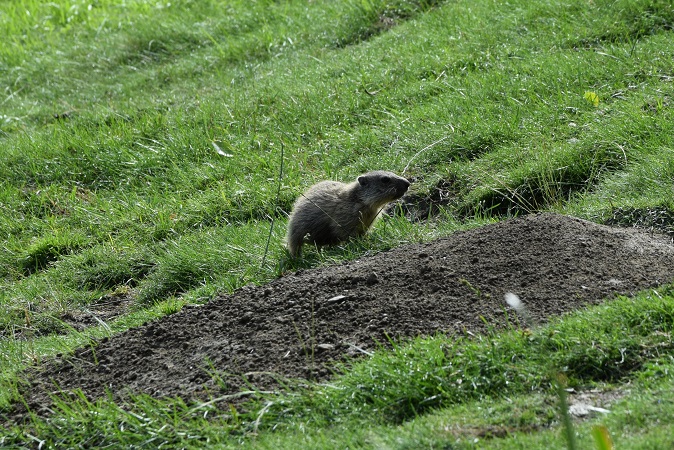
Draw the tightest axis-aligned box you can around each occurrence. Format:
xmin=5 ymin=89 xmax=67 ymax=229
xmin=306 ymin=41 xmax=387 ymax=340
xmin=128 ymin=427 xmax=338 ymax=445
xmin=1 ymin=0 xmax=674 ymax=447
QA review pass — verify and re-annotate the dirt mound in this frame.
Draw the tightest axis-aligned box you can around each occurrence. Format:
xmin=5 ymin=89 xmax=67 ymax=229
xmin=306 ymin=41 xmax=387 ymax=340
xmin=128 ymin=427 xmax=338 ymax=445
xmin=6 ymin=213 xmax=674 ymax=422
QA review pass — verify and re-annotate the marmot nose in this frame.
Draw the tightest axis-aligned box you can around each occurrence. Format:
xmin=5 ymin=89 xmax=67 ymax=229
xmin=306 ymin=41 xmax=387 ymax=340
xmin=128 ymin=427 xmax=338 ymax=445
xmin=397 ymin=179 xmax=410 ymax=196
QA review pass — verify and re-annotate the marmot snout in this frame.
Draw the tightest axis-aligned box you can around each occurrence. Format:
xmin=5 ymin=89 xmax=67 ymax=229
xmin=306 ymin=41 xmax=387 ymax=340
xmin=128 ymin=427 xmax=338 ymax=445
xmin=286 ymin=171 xmax=410 ymax=257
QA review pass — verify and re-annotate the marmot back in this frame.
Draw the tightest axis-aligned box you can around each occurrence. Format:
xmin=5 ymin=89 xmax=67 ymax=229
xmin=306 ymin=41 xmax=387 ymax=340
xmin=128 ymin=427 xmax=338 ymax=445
xmin=286 ymin=171 xmax=410 ymax=257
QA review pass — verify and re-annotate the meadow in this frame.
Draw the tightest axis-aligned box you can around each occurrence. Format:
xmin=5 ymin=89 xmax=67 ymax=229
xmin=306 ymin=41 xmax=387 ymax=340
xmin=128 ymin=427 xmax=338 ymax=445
xmin=1 ymin=0 xmax=674 ymax=447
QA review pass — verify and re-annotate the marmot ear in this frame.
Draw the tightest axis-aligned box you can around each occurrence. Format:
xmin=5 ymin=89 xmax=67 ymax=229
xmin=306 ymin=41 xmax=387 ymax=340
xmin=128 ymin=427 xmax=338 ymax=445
xmin=357 ymin=175 xmax=368 ymax=186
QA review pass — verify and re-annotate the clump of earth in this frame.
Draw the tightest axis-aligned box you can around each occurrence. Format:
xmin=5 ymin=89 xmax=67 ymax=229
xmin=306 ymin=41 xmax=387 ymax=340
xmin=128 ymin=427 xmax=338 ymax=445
xmin=4 ymin=213 xmax=674 ymax=423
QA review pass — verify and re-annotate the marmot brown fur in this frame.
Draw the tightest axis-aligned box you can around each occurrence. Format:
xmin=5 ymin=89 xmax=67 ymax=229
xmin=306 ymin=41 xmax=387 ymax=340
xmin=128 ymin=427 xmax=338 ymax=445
xmin=286 ymin=171 xmax=410 ymax=257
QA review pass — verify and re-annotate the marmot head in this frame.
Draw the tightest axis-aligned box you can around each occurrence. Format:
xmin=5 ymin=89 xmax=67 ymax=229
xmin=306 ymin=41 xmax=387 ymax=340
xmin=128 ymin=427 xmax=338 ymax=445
xmin=356 ymin=171 xmax=410 ymax=205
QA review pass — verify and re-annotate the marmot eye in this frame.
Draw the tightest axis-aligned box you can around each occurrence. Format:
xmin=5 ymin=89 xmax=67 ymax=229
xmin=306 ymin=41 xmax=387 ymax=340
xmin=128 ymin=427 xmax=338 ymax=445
xmin=381 ymin=176 xmax=391 ymax=184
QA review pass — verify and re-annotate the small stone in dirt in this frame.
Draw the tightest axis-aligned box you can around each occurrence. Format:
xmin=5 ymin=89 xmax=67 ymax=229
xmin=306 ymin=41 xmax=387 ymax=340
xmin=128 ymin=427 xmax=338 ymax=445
xmin=365 ymin=273 xmax=379 ymax=286
xmin=315 ymin=344 xmax=335 ymax=352
xmin=183 ymin=304 xmax=204 ymax=309
xmin=569 ymin=403 xmax=611 ymax=416
xmin=239 ymin=312 xmax=254 ymax=324
xmin=326 ymin=295 xmax=347 ymax=303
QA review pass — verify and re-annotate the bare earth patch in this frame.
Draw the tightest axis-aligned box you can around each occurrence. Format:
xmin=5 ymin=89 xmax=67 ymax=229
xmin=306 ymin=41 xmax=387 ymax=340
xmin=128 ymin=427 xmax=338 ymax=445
xmin=4 ymin=213 xmax=674 ymax=423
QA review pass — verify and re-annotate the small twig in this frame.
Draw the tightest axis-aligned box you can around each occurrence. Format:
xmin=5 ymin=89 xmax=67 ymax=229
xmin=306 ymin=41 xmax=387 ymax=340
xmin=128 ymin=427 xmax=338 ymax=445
xmin=186 ymin=390 xmax=276 ymax=415
xmin=402 ymin=133 xmax=453 ymax=176
xmin=253 ymin=401 xmax=275 ymax=433
xmin=2 ymin=87 xmax=25 ymax=106
xmin=554 ymin=373 xmax=578 ymax=450
xmin=362 ymin=85 xmax=380 ymax=96
xmin=80 ymin=308 xmax=112 ymax=333
xmin=346 ymin=343 xmax=374 ymax=356
xmin=262 ymin=141 xmax=284 ymax=269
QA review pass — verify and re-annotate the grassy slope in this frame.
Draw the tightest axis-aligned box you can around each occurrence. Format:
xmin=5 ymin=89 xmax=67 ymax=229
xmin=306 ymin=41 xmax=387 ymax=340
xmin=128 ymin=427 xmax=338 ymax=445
xmin=1 ymin=0 xmax=674 ymax=447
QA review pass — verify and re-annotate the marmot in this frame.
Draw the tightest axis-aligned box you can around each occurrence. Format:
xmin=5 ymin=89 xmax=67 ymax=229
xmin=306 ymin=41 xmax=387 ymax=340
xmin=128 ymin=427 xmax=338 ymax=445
xmin=286 ymin=170 xmax=410 ymax=257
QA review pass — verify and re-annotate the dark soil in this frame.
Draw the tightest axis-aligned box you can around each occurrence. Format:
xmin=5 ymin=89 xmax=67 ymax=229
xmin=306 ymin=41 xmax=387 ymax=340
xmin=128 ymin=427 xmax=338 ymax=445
xmin=60 ymin=291 xmax=135 ymax=332
xmin=4 ymin=213 xmax=674 ymax=424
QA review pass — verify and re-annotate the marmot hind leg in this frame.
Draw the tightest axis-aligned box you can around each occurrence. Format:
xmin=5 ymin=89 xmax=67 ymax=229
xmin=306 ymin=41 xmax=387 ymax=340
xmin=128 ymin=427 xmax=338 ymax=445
xmin=285 ymin=226 xmax=305 ymax=258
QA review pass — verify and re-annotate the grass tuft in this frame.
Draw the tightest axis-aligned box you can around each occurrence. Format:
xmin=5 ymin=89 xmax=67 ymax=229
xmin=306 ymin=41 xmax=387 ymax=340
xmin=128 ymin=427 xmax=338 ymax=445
xmin=20 ymin=234 xmax=87 ymax=275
